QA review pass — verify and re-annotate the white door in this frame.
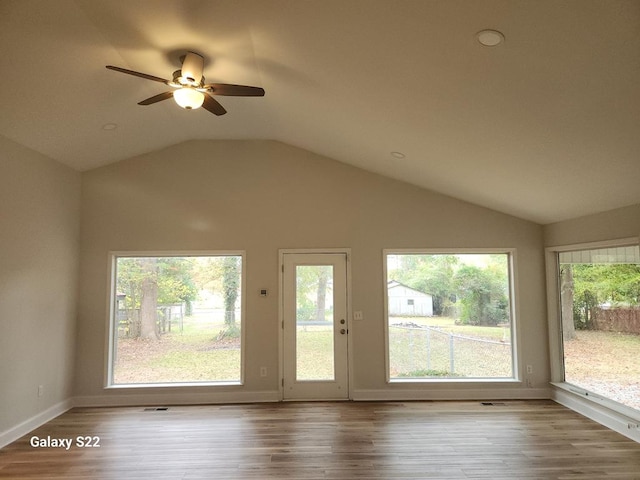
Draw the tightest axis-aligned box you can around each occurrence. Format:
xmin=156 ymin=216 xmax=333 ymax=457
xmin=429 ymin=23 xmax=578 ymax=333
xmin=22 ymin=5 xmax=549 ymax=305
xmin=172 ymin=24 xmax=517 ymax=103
xmin=282 ymin=253 xmax=349 ymax=400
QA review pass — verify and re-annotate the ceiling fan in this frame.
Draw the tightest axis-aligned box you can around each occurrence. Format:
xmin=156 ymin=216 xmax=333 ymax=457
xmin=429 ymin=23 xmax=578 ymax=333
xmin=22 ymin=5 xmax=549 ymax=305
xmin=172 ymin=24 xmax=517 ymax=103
xmin=106 ymin=52 xmax=265 ymax=116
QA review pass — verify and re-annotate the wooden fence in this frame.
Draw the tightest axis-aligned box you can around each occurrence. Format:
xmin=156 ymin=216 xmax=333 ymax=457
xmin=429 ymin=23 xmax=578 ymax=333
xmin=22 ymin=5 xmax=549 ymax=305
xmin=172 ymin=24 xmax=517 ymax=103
xmin=594 ymin=308 xmax=640 ymax=334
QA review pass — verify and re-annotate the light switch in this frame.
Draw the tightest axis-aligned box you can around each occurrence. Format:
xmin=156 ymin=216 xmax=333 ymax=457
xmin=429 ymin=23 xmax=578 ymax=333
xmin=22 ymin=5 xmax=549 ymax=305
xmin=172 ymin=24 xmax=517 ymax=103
xmin=353 ymin=311 xmax=363 ymax=320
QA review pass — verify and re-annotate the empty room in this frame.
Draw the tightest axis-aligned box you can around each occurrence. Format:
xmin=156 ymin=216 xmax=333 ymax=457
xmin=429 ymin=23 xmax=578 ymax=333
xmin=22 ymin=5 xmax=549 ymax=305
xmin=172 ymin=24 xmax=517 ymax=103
xmin=1 ymin=1 xmax=639 ymax=478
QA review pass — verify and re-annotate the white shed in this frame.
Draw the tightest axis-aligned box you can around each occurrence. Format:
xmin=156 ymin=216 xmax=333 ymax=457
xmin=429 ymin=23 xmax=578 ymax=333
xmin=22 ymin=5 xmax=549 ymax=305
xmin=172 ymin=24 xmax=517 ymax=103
xmin=387 ymin=280 xmax=433 ymax=317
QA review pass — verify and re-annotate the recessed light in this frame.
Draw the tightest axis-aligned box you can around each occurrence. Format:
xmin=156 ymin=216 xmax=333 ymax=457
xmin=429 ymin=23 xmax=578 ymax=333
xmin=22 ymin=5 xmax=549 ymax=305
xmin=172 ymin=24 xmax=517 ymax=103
xmin=476 ymin=29 xmax=504 ymax=47
xmin=102 ymin=123 xmax=118 ymax=131
xmin=390 ymin=151 xmax=405 ymax=159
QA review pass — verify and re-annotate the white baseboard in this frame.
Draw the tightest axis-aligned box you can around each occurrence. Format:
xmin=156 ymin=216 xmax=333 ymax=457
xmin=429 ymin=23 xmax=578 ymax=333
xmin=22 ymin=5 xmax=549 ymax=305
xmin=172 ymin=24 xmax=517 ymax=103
xmin=552 ymin=385 xmax=640 ymax=443
xmin=73 ymin=390 xmax=280 ymax=407
xmin=0 ymin=399 xmax=73 ymax=449
xmin=352 ymin=387 xmax=551 ymax=401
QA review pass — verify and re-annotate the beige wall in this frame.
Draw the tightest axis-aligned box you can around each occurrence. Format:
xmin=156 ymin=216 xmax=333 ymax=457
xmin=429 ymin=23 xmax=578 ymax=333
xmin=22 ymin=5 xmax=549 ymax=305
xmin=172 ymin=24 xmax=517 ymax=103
xmin=1 ymin=131 xmax=633 ymax=436
xmin=544 ymin=203 xmax=640 ymax=247
xmin=0 ymin=135 xmax=80 ymax=438
xmin=76 ymin=140 xmax=548 ymax=403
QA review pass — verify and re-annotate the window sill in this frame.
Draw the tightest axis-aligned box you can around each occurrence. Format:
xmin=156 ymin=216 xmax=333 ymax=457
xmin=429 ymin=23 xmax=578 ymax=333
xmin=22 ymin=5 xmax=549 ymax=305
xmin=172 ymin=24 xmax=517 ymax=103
xmin=551 ymin=382 xmax=640 ymax=423
xmin=105 ymin=381 xmax=243 ymax=390
xmin=388 ymin=377 xmax=519 ymax=384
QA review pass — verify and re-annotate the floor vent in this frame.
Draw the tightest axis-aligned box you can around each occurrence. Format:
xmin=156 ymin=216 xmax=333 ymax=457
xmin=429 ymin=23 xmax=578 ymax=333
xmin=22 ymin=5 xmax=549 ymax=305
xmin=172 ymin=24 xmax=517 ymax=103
xmin=481 ymin=402 xmax=506 ymax=406
xmin=143 ymin=407 xmax=169 ymax=411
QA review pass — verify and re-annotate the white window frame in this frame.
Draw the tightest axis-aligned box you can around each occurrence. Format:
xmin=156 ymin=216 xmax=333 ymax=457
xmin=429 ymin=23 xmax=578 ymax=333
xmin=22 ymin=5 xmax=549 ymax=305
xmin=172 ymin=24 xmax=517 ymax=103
xmin=105 ymin=250 xmax=246 ymax=389
xmin=545 ymin=237 xmax=640 ymax=420
xmin=383 ymin=248 xmax=519 ymax=383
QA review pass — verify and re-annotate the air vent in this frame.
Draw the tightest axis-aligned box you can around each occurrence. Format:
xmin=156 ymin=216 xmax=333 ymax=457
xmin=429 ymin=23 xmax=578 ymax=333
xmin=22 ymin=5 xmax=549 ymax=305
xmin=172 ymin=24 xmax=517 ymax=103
xmin=143 ymin=407 xmax=169 ymax=411
xmin=480 ymin=402 xmax=506 ymax=406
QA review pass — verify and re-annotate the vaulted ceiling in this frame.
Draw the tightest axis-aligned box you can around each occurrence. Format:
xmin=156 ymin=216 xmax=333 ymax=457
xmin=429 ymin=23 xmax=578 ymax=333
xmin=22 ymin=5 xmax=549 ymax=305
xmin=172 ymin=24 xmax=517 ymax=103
xmin=1 ymin=0 xmax=639 ymax=224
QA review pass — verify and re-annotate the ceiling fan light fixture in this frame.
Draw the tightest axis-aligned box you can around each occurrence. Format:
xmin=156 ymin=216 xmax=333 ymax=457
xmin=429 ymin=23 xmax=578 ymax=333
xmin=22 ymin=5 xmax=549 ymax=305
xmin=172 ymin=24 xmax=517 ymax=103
xmin=173 ymin=87 xmax=205 ymax=109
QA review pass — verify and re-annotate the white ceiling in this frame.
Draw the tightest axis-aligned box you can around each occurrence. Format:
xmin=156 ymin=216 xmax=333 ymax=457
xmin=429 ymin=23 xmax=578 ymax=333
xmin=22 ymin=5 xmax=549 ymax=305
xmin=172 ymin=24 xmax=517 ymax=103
xmin=1 ymin=0 xmax=639 ymax=224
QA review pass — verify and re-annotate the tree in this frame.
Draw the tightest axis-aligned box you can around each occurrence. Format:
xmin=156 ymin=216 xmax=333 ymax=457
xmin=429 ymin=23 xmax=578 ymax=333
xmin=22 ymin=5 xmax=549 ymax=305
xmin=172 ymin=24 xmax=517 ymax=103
xmin=453 ymin=264 xmax=508 ymax=326
xmin=389 ymin=254 xmax=510 ymax=325
xmin=560 ymin=265 xmax=576 ymax=340
xmin=116 ymin=257 xmax=198 ymax=340
xmin=391 ymin=255 xmax=458 ymax=316
xmin=295 ymin=265 xmax=333 ymax=322
xmin=222 ymin=256 xmax=240 ymax=327
xmin=564 ymin=263 xmax=640 ymax=331
xmin=157 ymin=258 xmax=198 ymax=313
xmin=315 ymin=267 xmax=329 ymax=322
xmin=139 ymin=257 xmax=159 ymax=340
xmin=212 ymin=256 xmax=242 ymax=340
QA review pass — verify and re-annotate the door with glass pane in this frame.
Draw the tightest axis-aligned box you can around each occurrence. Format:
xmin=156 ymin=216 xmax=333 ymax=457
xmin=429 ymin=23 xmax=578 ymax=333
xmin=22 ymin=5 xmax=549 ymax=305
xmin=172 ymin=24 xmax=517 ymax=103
xmin=282 ymin=253 xmax=349 ymax=400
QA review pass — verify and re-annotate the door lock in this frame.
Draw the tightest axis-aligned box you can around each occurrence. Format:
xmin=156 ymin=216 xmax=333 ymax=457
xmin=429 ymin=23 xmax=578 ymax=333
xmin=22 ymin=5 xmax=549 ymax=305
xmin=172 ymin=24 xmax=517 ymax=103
xmin=340 ymin=328 xmax=347 ymax=335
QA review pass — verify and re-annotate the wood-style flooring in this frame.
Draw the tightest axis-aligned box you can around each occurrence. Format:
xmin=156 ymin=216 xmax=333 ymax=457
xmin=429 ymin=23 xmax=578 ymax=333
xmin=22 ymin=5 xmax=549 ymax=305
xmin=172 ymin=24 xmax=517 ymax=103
xmin=1 ymin=400 xmax=639 ymax=479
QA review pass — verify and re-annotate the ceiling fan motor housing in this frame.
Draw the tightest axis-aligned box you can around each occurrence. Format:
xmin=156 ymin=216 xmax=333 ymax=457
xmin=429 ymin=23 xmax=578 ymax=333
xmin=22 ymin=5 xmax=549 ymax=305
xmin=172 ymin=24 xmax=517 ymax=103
xmin=180 ymin=52 xmax=204 ymax=86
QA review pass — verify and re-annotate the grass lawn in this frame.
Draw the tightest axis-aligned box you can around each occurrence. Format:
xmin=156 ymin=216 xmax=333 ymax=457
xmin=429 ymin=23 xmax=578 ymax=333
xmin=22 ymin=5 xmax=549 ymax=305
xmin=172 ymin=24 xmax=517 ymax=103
xmin=295 ymin=326 xmax=334 ymax=380
xmin=394 ymin=316 xmax=511 ymax=341
xmin=113 ymin=314 xmax=241 ymax=384
xmin=563 ymin=330 xmax=640 ymax=410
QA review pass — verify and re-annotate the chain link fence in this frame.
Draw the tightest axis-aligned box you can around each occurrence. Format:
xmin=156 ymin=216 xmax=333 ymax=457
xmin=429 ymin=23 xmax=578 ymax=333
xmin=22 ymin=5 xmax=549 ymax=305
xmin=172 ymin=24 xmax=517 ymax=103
xmin=389 ymin=324 xmax=512 ymax=378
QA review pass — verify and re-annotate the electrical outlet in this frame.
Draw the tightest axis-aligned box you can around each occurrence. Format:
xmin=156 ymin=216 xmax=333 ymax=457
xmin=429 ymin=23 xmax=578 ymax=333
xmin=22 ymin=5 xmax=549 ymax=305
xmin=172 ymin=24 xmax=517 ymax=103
xmin=526 ymin=365 xmax=533 ymax=374
xmin=353 ymin=311 xmax=363 ymax=320
xmin=37 ymin=385 xmax=44 ymax=397
xmin=260 ymin=367 xmax=267 ymax=377
xmin=628 ymin=422 xmax=639 ymax=430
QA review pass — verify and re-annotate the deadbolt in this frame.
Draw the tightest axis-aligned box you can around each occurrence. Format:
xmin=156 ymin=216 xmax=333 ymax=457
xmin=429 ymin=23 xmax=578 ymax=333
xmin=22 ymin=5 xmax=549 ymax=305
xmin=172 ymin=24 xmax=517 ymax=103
xmin=340 ymin=319 xmax=346 ymax=324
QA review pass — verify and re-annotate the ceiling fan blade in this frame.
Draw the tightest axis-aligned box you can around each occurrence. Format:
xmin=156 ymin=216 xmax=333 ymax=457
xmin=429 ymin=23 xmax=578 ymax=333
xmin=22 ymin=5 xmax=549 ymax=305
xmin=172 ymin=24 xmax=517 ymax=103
xmin=204 ymin=83 xmax=265 ymax=97
xmin=106 ymin=65 xmax=169 ymax=84
xmin=202 ymin=95 xmax=227 ymax=116
xmin=138 ymin=91 xmax=174 ymax=105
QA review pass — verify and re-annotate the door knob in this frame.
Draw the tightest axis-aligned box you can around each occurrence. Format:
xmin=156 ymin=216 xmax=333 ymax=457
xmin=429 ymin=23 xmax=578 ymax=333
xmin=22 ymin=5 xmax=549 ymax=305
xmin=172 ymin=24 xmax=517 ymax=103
xmin=340 ymin=328 xmax=346 ymax=334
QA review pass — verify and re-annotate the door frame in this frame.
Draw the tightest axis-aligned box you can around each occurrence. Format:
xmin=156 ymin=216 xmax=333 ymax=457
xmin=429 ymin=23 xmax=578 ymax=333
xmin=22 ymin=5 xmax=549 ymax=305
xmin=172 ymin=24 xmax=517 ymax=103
xmin=278 ymin=248 xmax=353 ymax=401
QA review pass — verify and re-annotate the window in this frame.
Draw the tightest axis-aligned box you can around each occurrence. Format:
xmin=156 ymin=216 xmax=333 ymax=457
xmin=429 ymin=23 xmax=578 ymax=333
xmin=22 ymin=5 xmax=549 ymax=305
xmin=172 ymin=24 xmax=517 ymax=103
xmin=385 ymin=251 xmax=515 ymax=380
xmin=108 ymin=253 xmax=244 ymax=386
xmin=557 ymin=243 xmax=640 ymax=412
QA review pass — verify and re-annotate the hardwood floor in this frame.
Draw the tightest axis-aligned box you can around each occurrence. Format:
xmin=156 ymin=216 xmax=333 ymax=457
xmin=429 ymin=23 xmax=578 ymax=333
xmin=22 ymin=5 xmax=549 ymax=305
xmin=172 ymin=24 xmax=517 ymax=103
xmin=1 ymin=400 xmax=639 ymax=479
